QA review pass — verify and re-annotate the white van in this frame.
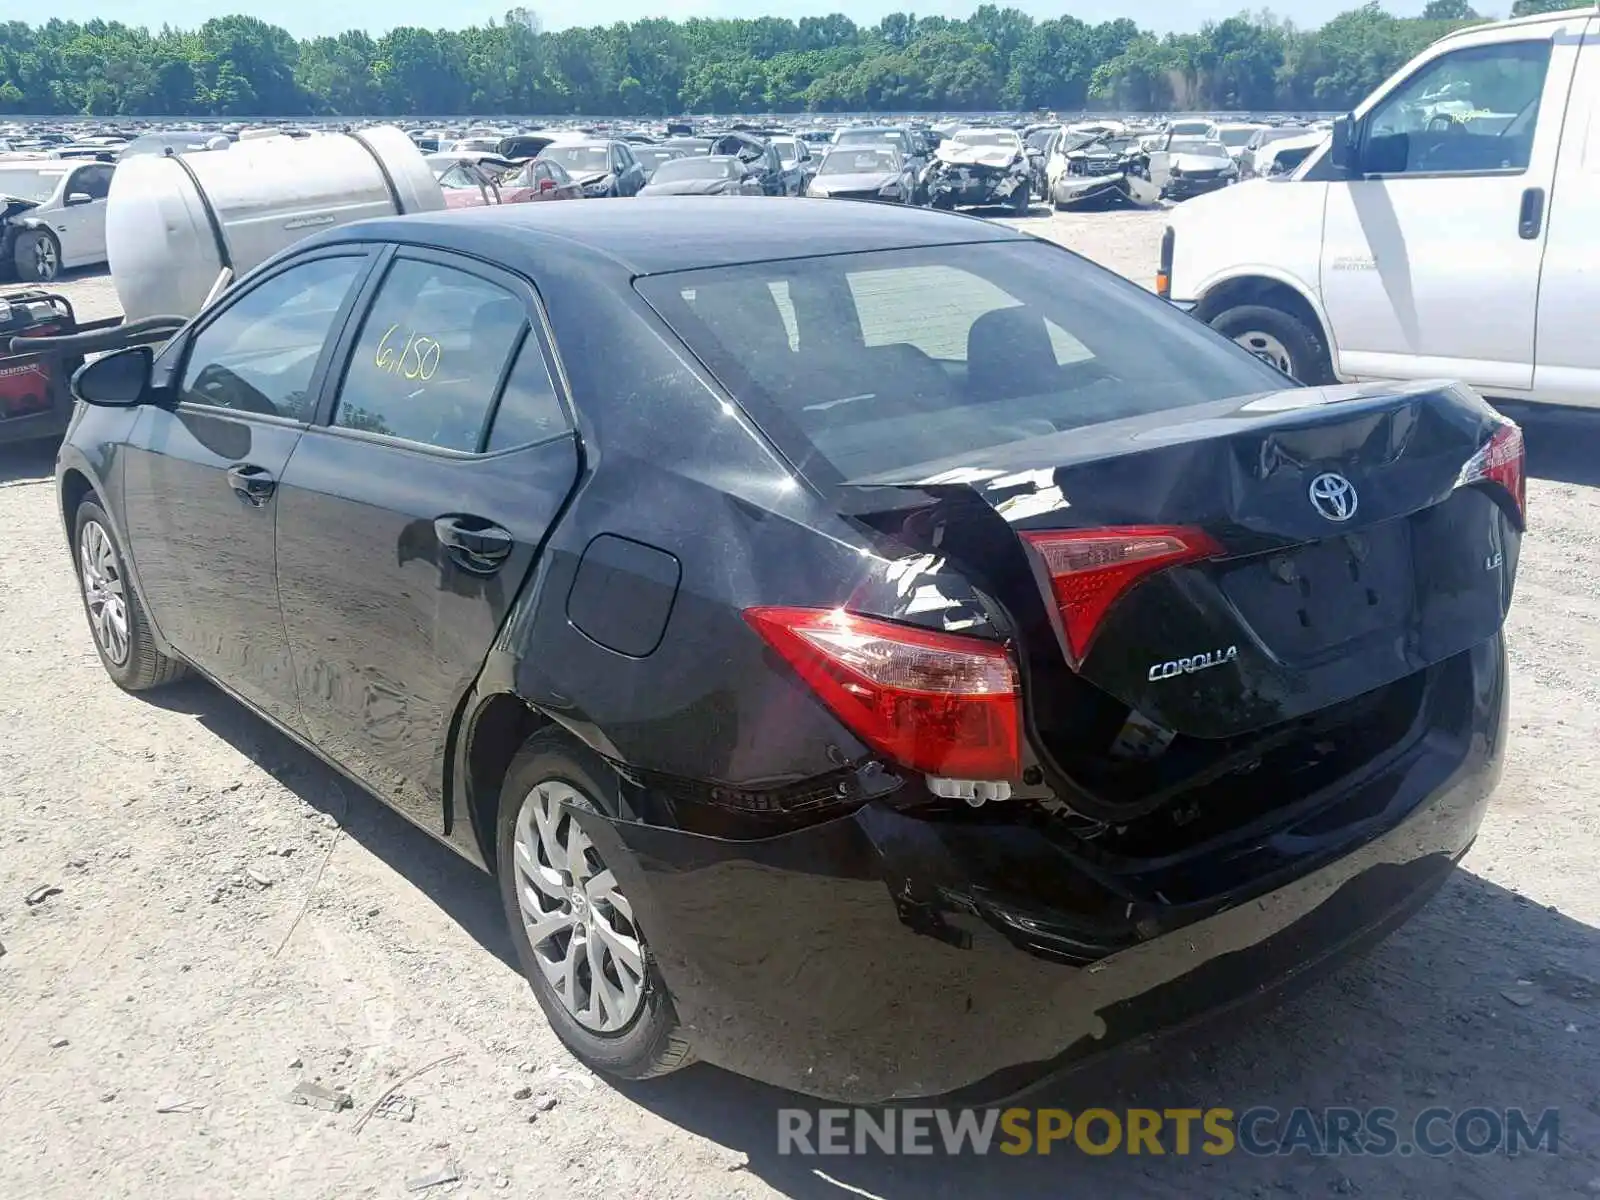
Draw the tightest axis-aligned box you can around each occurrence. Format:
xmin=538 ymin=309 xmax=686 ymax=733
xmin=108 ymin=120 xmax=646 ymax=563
xmin=1163 ymin=5 xmax=1600 ymax=408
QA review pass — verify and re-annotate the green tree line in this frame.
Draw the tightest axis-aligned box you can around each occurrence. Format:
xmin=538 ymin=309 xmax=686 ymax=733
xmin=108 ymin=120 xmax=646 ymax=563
xmin=0 ymin=0 xmax=1586 ymax=118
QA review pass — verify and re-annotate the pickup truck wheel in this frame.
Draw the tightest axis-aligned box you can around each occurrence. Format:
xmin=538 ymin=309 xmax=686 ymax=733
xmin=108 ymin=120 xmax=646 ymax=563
xmin=497 ymin=731 xmax=695 ymax=1082
xmin=1211 ymin=303 xmax=1334 ymax=385
xmin=15 ymin=229 xmax=61 ymax=283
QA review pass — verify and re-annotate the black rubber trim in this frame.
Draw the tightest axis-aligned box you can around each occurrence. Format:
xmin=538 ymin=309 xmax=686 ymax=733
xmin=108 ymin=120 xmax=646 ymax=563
xmin=169 ymin=152 xmax=232 ymax=272
xmin=349 ymin=130 xmax=404 ymax=211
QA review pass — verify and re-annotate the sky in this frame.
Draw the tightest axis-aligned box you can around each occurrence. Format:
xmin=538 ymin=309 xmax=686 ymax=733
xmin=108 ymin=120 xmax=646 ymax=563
xmin=38 ymin=0 xmax=1420 ymax=40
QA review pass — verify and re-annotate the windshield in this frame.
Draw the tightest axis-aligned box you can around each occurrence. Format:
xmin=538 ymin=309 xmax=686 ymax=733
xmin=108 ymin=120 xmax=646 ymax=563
xmin=770 ymin=138 xmax=799 ymax=161
xmin=540 ymin=145 xmax=611 ymax=174
xmin=836 ymin=129 xmax=909 ymax=155
xmin=0 ymin=168 xmax=65 ymax=203
xmin=951 ymin=129 xmax=1020 ymax=150
xmin=652 ymin=157 xmax=734 ymax=182
xmin=818 ymin=148 xmax=899 ymax=176
xmin=1259 ymin=127 xmax=1307 ymax=147
xmin=1217 ymin=128 xmax=1258 ymax=147
xmin=635 ymin=241 xmax=1283 ymax=484
xmin=637 ymin=148 xmax=684 ymax=168
xmin=1168 ymin=121 xmax=1213 ymax=137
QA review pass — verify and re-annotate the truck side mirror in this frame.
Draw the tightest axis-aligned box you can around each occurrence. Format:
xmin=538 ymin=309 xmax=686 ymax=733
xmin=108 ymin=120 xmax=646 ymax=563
xmin=1329 ymin=114 xmax=1359 ymax=175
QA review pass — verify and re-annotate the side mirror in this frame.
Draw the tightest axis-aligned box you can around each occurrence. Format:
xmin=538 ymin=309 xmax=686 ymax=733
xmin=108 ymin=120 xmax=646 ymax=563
xmin=67 ymin=191 xmax=93 ymax=206
xmin=72 ymin=346 xmax=153 ymax=407
xmin=1329 ymin=114 xmax=1359 ymax=175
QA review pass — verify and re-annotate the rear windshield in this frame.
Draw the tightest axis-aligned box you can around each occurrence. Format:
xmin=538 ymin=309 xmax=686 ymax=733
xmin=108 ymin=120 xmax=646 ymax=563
xmin=635 ymin=240 xmax=1284 ymax=484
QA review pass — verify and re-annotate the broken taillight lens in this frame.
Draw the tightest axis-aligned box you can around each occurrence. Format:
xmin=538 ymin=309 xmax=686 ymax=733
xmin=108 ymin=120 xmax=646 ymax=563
xmin=1022 ymin=526 xmax=1225 ymax=664
xmin=743 ymin=607 xmax=1021 ymax=780
xmin=1458 ymin=421 xmax=1526 ymax=526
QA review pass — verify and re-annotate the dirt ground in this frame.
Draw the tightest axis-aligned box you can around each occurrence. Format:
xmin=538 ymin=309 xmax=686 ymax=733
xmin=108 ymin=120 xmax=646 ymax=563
xmin=3 ymin=212 xmax=1600 ymax=1200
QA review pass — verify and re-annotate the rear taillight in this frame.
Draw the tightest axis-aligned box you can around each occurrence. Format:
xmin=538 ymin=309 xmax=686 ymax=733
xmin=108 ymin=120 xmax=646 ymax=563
xmin=743 ymin=607 xmax=1021 ymax=780
xmin=1458 ymin=421 xmax=1526 ymax=525
xmin=1022 ymin=526 xmax=1224 ymax=664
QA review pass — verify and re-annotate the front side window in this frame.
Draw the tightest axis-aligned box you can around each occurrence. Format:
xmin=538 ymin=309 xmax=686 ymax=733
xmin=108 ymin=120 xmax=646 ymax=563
xmin=179 ymin=256 xmax=364 ymax=420
xmin=330 ymin=258 xmax=528 ymax=453
xmin=637 ymin=241 xmax=1284 ymax=484
xmin=1364 ymin=39 xmax=1552 ymax=174
xmin=73 ymin=165 xmax=113 ymax=199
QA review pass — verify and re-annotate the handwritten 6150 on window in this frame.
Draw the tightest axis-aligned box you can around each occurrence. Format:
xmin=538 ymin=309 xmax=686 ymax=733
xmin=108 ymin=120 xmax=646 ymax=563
xmin=374 ymin=324 xmax=441 ymax=381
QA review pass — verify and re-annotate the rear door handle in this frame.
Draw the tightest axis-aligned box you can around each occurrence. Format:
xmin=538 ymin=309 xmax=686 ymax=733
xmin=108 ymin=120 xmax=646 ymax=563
xmin=1518 ymin=187 xmax=1545 ymax=240
xmin=227 ymin=463 xmax=276 ymax=507
xmin=434 ymin=516 xmax=513 ymax=574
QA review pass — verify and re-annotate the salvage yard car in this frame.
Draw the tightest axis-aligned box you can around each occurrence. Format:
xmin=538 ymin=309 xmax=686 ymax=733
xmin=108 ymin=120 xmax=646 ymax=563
xmin=637 ymin=155 xmax=763 ymax=196
xmin=536 ymin=138 xmax=646 ymax=197
xmin=1151 ymin=134 xmax=1238 ymax=200
xmin=54 ymin=200 xmax=1522 ymax=1104
xmin=0 ymin=159 xmax=114 ymax=281
xmin=805 ymin=145 xmax=919 ymax=203
xmin=927 ymin=126 xmax=1031 ymax=212
xmin=1164 ymin=5 xmax=1600 ymax=402
xmin=1047 ymin=130 xmax=1160 ymax=210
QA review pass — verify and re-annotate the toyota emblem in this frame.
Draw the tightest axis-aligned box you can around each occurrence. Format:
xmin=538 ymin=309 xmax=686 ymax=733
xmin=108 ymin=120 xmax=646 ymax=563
xmin=1308 ymin=472 xmax=1358 ymax=522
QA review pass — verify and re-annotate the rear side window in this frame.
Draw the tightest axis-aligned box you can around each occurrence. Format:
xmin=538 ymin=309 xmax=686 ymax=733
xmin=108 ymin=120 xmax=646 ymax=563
xmin=636 ymin=241 xmax=1284 ymax=484
xmin=486 ymin=336 xmax=569 ymax=451
xmin=331 ymin=258 xmax=527 ymax=452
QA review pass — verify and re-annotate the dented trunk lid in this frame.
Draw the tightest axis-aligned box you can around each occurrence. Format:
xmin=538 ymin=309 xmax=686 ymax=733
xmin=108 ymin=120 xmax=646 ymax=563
xmin=841 ymin=380 xmax=1522 ymax=742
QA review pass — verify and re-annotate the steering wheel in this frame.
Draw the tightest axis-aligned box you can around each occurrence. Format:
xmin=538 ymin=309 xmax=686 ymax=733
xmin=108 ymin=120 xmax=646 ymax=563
xmin=1426 ymin=114 xmax=1458 ymax=134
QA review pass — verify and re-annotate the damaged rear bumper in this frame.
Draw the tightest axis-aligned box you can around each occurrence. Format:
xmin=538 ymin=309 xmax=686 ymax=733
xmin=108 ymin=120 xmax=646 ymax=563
xmin=572 ymin=637 xmax=1507 ymax=1104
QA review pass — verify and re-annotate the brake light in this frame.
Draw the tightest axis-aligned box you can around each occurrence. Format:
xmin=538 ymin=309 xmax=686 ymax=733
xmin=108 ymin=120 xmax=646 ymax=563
xmin=1022 ymin=526 xmax=1224 ymax=664
xmin=1458 ymin=422 xmax=1526 ymax=525
xmin=743 ymin=607 xmax=1021 ymax=780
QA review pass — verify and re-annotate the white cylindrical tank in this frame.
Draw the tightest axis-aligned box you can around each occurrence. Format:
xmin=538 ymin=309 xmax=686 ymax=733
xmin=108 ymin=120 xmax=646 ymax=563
xmin=107 ymin=124 xmax=445 ymax=322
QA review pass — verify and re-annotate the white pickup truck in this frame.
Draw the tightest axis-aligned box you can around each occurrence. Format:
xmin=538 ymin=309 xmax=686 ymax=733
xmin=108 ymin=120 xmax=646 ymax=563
xmin=1163 ymin=5 xmax=1600 ymax=409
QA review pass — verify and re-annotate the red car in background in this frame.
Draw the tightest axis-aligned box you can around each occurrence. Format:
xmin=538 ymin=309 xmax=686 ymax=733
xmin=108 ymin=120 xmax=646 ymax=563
xmin=500 ymin=158 xmax=584 ymax=202
xmin=429 ymin=154 xmax=583 ymax=208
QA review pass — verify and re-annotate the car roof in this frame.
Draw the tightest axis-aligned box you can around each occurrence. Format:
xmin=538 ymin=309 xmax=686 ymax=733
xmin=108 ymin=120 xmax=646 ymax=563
xmin=323 ymin=197 xmax=1026 ymax=277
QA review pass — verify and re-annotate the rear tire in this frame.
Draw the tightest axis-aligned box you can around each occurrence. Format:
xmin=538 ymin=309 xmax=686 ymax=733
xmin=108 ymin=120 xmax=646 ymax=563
xmin=1210 ymin=303 xmax=1335 ymax=385
xmin=73 ymin=500 xmax=188 ymax=691
xmin=15 ymin=229 xmax=61 ymax=283
xmin=496 ymin=731 xmax=693 ymax=1081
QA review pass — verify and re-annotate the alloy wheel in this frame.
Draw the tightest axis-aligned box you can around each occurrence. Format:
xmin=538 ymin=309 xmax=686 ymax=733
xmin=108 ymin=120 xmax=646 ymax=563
xmin=34 ymin=237 xmax=58 ymax=281
xmin=513 ymin=780 xmax=645 ymax=1033
xmin=79 ymin=520 xmax=130 ymax=665
xmin=1233 ymin=330 xmax=1294 ymax=374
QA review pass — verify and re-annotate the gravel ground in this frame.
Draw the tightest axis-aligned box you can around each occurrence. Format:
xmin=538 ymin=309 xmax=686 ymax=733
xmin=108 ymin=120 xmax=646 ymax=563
xmin=3 ymin=213 xmax=1599 ymax=1200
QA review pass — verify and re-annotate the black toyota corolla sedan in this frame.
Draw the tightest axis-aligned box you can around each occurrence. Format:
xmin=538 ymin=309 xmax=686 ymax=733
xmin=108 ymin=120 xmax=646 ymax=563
xmin=54 ymin=199 xmax=1522 ymax=1104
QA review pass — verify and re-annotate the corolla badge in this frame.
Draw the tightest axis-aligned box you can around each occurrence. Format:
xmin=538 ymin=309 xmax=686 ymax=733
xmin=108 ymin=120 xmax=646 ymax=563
xmin=1148 ymin=645 xmax=1239 ymax=682
xmin=1308 ymin=472 xmax=1358 ymax=522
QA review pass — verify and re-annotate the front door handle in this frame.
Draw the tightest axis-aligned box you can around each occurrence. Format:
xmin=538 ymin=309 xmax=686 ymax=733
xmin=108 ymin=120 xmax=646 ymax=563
xmin=227 ymin=463 xmax=276 ymax=507
xmin=434 ymin=516 xmax=513 ymax=574
xmin=1518 ymin=187 xmax=1545 ymax=240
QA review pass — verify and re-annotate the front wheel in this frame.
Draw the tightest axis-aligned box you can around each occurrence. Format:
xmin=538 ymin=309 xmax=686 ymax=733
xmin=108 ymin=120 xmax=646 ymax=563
xmin=73 ymin=500 xmax=188 ymax=691
xmin=1010 ymin=182 xmax=1030 ymax=215
xmin=15 ymin=229 xmax=61 ymax=282
xmin=1210 ymin=303 xmax=1335 ymax=385
xmin=496 ymin=731 xmax=694 ymax=1081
